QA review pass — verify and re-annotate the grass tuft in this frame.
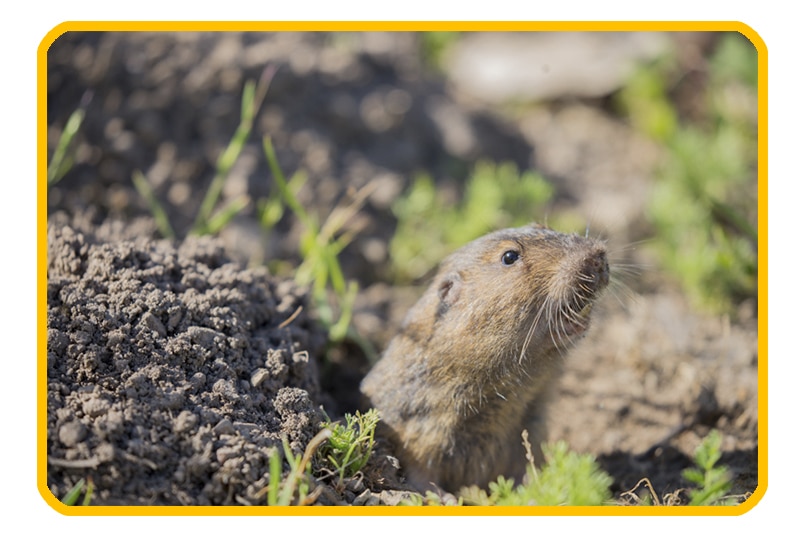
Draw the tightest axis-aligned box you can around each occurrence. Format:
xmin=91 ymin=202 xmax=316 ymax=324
xmin=318 ymin=409 xmax=380 ymax=487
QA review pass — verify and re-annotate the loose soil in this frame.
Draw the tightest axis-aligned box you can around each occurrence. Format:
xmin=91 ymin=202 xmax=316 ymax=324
xmin=45 ymin=31 xmax=759 ymax=507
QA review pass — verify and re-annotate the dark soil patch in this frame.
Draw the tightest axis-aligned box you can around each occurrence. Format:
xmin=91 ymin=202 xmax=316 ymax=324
xmin=47 ymin=216 xmax=327 ymax=504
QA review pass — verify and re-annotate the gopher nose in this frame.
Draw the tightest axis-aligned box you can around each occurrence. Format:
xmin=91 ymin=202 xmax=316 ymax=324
xmin=582 ymin=248 xmax=609 ymax=293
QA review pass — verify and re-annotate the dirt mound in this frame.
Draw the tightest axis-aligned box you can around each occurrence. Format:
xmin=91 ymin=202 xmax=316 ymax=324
xmin=46 ymin=217 xmax=326 ymax=505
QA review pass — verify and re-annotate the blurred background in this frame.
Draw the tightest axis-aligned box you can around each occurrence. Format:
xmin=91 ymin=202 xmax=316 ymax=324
xmin=46 ymin=30 xmax=759 ymax=496
xmin=47 ymin=31 xmax=757 ymax=320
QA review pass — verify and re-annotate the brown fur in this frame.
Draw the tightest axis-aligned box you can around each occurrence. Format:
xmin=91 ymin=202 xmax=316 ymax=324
xmin=360 ymin=223 xmax=609 ymax=492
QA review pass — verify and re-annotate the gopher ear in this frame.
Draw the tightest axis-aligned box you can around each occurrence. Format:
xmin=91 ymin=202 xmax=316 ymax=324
xmin=437 ymin=271 xmax=463 ymax=308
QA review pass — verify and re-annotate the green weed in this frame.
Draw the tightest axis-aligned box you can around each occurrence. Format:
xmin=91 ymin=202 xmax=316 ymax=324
xmin=682 ymin=430 xmax=737 ymax=506
xmin=390 ymin=160 xmax=554 ymax=282
xmin=318 ymin=409 xmax=380 ymax=487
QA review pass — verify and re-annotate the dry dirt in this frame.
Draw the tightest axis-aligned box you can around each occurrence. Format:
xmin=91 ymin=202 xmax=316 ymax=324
xmin=45 ymin=31 xmax=759 ymax=506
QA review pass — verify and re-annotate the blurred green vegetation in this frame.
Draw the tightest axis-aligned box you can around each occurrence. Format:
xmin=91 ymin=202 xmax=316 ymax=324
xmin=47 ymin=91 xmax=92 ymax=188
xmin=389 ymin=160 xmax=554 ymax=282
xmin=419 ymin=31 xmax=461 ymax=70
xmin=262 ymin=137 xmax=371 ymax=353
xmin=616 ymin=32 xmax=758 ymax=314
xmin=682 ymin=429 xmax=738 ymax=506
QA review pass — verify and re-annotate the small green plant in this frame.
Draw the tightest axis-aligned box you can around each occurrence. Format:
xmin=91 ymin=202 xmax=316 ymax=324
xmin=262 ymin=137 xmax=373 ymax=350
xmin=682 ymin=430 xmax=737 ymax=506
xmin=620 ymin=430 xmax=740 ymax=506
xmin=317 ymin=409 xmax=380 ymax=486
xmin=48 ymin=91 xmax=92 ymax=188
xmin=60 ymin=477 xmax=94 ymax=506
xmin=263 ymin=429 xmax=331 ymax=506
xmin=616 ymin=33 xmax=757 ymax=314
xmin=459 ymin=434 xmax=613 ymax=506
xmin=390 ymin=160 xmax=554 ymax=282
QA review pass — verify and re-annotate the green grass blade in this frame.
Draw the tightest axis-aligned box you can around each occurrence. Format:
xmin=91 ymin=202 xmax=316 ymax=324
xmin=263 ymin=137 xmax=314 ymax=229
xmin=204 ymin=196 xmax=250 ymax=235
xmin=324 ymin=246 xmax=347 ymax=296
xmin=48 ymin=91 xmax=93 ymax=187
xmin=240 ymin=79 xmax=256 ymax=123
xmin=258 ymin=197 xmax=285 ymax=230
xmin=81 ymin=479 xmax=94 ymax=506
xmin=193 ymin=125 xmax=249 ymax=234
xmin=278 ymin=438 xmax=299 ymax=505
xmin=132 ymin=170 xmax=176 ymax=239
xmin=329 ymin=281 xmax=358 ymax=342
xmin=268 ymin=447 xmax=281 ymax=506
xmin=61 ymin=478 xmax=85 ymax=506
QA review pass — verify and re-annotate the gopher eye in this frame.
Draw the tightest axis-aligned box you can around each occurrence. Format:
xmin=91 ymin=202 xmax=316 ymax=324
xmin=501 ymin=250 xmax=520 ymax=266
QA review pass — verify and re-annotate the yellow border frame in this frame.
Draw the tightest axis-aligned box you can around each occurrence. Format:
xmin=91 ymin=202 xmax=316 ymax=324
xmin=37 ymin=20 xmax=767 ymax=517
